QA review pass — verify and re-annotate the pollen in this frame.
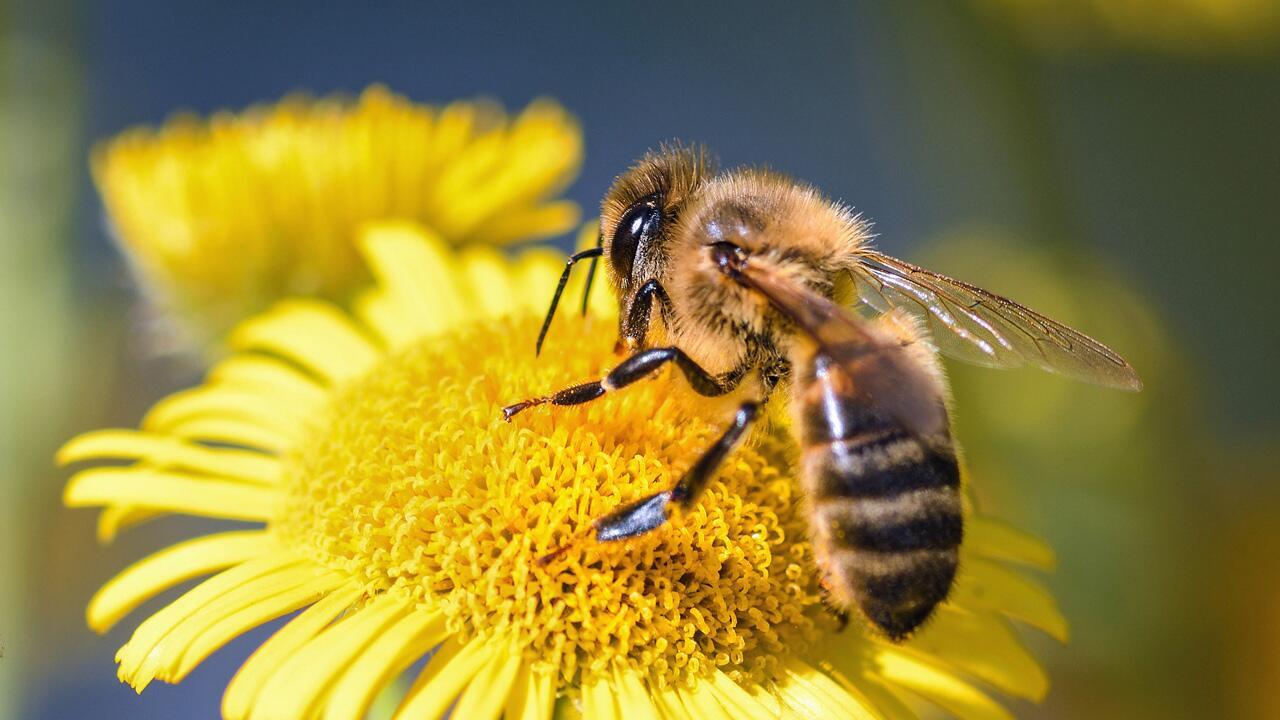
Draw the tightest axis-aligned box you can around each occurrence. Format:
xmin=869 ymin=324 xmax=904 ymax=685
xmin=276 ymin=314 xmax=822 ymax=687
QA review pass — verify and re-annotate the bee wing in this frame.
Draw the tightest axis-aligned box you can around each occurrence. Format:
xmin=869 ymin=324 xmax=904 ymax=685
xmin=737 ymin=260 xmax=949 ymax=440
xmin=850 ymin=250 xmax=1143 ymax=391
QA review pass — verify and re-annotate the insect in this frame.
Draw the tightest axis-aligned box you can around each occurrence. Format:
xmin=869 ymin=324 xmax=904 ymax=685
xmin=503 ymin=144 xmax=1141 ymax=640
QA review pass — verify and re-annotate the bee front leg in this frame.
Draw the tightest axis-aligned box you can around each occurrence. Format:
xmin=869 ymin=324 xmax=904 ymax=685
xmin=537 ymin=401 xmax=759 ymax=564
xmin=501 ymin=346 xmax=740 ymax=421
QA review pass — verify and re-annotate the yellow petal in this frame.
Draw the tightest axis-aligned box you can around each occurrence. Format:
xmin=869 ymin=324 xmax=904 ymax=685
xmin=395 ymin=638 xmax=496 ymax=720
xmin=470 ymin=200 xmax=579 ymax=246
xmin=208 ymin=354 xmax=328 ymax=405
xmin=65 ymin=467 xmax=279 ymax=522
xmin=652 ymin=684 xmax=693 ymax=719
xmin=608 ymin=665 xmax=663 ymax=720
xmin=952 ymin=557 xmax=1069 ymax=641
xmin=359 ymin=222 xmax=468 ymax=337
xmin=504 ymin=663 xmax=556 ymax=720
xmin=903 ymin=606 xmax=1048 ymax=701
xmin=322 ymin=608 xmax=450 ymax=720
xmin=229 ymin=299 xmax=381 ymax=384
xmin=872 ymin=646 xmax=1013 ymax=720
xmin=743 ymin=678 xmax=785 ymax=718
xmin=253 ymin=591 xmax=411 ymax=720
xmin=143 ymin=386 xmax=314 ymax=439
xmin=167 ymin=568 xmax=345 ymax=682
xmin=779 ymin=657 xmax=880 ymax=720
xmin=819 ymin=659 xmax=919 ymax=720
xmin=96 ymin=505 xmax=164 ymax=543
xmin=88 ymin=530 xmax=274 ymax=632
xmin=967 ymin=516 xmax=1056 ymax=570
xmin=512 ymin=248 xmax=569 ymax=317
xmin=58 ymin=429 xmax=280 ymax=485
xmin=116 ymin=552 xmax=305 ymax=690
xmin=808 ymin=645 xmax=921 ymax=717
xmin=354 ymin=290 xmax=420 ymax=350
xmin=703 ymin=669 xmax=779 ymax=720
xmin=450 ymin=639 xmax=522 ymax=720
xmin=223 ymin=581 xmax=362 ymax=720
xmin=164 ymin=415 xmax=293 ymax=453
xmin=458 ymin=245 xmax=516 ymax=321
xmin=579 ymin=670 xmax=621 ymax=720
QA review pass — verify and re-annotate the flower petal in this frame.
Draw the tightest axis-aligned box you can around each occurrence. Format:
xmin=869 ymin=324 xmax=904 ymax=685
xmin=88 ymin=530 xmax=275 ymax=632
xmin=504 ymin=663 xmax=556 ymax=720
xmin=165 ymin=416 xmax=293 ymax=453
xmin=819 ymin=659 xmax=919 ymax=720
xmin=229 ymin=299 xmax=381 ymax=383
xmin=322 ymin=608 xmax=450 ymax=720
xmin=96 ymin=505 xmax=164 ymax=543
xmin=609 ymin=666 xmax=664 ymax=719
xmin=470 ymin=200 xmax=579 ymax=246
xmin=143 ymin=386 xmax=315 ymax=440
xmin=872 ymin=646 xmax=1013 ymax=720
xmin=65 ymin=467 xmax=279 ymax=522
xmin=253 ymin=591 xmax=412 ymax=720
xmin=967 ymin=516 xmax=1055 ymax=570
xmin=395 ymin=637 xmax=496 ymax=719
xmin=167 ymin=568 xmax=345 ymax=682
xmin=458 ymin=245 xmax=517 ymax=320
xmin=450 ymin=638 xmax=523 ymax=720
xmin=208 ymin=354 xmax=329 ymax=405
xmin=653 ymin=684 xmax=694 ymax=719
xmin=952 ymin=557 xmax=1069 ymax=641
xmin=778 ymin=657 xmax=880 ymax=720
xmin=580 ymin=670 xmax=621 ymax=720
xmin=59 ymin=429 xmax=280 ymax=485
xmin=223 ymin=581 xmax=363 ymax=720
xmin=359 ymin=222 xmax=469 ymax=337
xmin=903 ymin=606 xmax=1049 ymax=701
xmin=703 ymin=669 xmax=780 ymax=720
xmin=116 ymin=552 xmax=306 ymax=690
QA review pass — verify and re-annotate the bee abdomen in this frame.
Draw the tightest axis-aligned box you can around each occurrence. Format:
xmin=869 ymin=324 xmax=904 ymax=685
xmin=803 ymin=432 xmax=962 ymax=640
xmin=814 ymin=489 xmax=962 ymax=552
xmin=803 ymin=431 xmax=960 ymax=500
xmin=824 ymin=545 xmax=959 ymax=641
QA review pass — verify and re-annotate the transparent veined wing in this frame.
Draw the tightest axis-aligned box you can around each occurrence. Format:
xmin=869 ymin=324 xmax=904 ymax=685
xmin=850 ymin=250 xmax=1142 ymax=391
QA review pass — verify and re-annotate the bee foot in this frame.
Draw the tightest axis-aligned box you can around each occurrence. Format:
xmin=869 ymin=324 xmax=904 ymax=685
xmin=502 ymin=398 xmax=545 ymax=421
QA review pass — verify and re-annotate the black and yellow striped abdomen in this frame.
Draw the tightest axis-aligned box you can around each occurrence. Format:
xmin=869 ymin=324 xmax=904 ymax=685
xmin=795 ymin=354 xmax=962 ymax=641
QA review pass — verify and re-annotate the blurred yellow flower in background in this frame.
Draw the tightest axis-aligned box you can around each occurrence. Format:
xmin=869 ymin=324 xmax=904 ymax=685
xmin=92 ymin=86 xmax=583 ymax=345
xmin=61 ymin=225 xmax=1068 ymax=719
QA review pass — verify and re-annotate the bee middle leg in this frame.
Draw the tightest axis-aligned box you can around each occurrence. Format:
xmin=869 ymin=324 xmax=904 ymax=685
xmin=502 ymin=346 xmax=741 ymax=420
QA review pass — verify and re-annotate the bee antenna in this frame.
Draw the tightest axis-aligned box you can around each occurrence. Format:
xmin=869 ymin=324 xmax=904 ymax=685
xmin=579 ymin=232 xmax=604 ymax=317
xmin=536 ymin=245 xmax=604 ymax=356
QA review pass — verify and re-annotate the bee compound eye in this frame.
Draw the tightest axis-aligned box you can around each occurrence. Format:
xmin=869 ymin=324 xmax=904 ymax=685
xmin=610 ymin=200 xmax=661 ymax=280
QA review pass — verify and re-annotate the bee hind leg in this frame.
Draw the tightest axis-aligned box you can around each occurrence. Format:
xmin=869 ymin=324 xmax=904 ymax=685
xmin=536 ymin=401 xmax=759 ymax=562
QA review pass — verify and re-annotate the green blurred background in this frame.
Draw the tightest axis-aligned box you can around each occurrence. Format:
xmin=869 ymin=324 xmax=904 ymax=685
xmin=3 ymin=1 xmax=1278 ymax=718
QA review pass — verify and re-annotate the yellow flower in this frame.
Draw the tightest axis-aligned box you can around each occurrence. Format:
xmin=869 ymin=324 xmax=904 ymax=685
xmin=61 ymin=224 xmax=1066 ymax=719
xmin=92 ymin=86 xmax=582 ymax=343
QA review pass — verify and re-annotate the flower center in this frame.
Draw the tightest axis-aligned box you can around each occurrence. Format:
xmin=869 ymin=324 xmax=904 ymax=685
xmin=276 ymin=314 xmax=826 ymax=687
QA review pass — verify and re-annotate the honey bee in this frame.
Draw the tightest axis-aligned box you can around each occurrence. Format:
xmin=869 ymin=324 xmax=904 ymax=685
xmin=503 ymin=144 xmax=1141 ymax=640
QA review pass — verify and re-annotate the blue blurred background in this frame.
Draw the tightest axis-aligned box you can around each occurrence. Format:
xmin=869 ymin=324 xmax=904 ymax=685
xmin=4 ymin=1 xmax=1278 ymax=718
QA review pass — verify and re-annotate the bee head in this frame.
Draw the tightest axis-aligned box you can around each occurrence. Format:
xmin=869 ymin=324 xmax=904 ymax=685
xmin=601 ymin=143 xmax=714 ymax=348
